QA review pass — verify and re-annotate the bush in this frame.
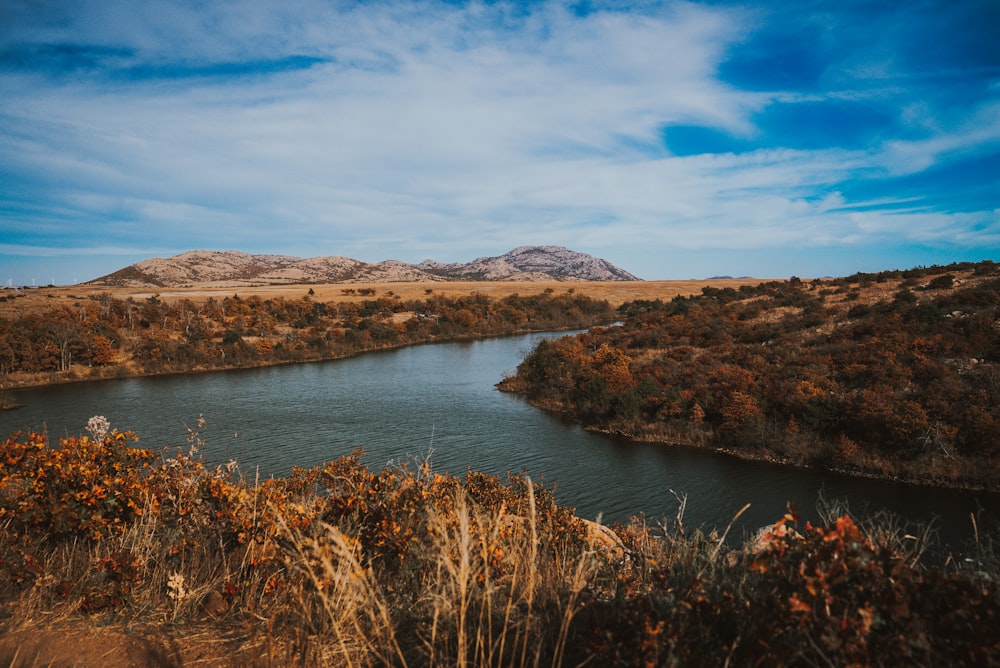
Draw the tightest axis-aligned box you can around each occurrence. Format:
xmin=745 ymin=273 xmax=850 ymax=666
xmin=0 ymin=429 xmax=156 ymax=539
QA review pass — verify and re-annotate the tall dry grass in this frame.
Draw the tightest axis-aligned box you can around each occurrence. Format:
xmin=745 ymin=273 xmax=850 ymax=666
xmin=268 ymin=476 xmax=600 ymax=667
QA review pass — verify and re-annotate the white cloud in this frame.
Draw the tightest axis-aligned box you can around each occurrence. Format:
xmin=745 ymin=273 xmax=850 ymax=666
xmin=2 ymin=2 xmax=748 ymax=228
xmin=877 ymin=100 xmax=1000 ymax=175
xmin=1 ymin=0 xmax=997 ymax=282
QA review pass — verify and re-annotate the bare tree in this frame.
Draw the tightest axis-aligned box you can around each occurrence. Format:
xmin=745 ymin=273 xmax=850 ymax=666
xmin=47 ymin=310 xmax=80 ymax=372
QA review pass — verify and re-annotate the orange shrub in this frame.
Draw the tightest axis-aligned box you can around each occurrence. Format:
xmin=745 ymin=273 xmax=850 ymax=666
xmin=0 ymin=430 xmax=156 ymax=539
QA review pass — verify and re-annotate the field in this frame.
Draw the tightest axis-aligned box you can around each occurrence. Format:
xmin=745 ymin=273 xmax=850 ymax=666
xmin=0 ymin=278 xmax=769 ymax=317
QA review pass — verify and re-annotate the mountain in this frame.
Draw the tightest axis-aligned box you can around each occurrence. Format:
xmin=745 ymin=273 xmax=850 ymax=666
xmin=88 ymin=246 xmax=640 ymax=288
xmin=419 ymin=246 xmax=639 ymax=282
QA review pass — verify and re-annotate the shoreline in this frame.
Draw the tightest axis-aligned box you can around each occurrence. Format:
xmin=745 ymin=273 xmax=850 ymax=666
xmin=0 ymin=324 xmax=589 ymax=394
xmin=501 ymin=386 xmax=1000 ymax=497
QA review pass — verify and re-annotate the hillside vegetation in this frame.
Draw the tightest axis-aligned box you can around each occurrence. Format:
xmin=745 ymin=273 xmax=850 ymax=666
xmin=501 ymin=261 xmax=1000 ymax=491
xmin=0 ymin=290 xmax=614 ymax=390
xmin=1 ymin=421 xmax=997 ymax=665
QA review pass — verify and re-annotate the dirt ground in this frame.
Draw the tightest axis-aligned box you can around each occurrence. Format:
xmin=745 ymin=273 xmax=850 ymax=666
xmin=0 ymin=620 xmax=275 ymax=667
xmin=0 ymin=278 xmax=771 ymax=318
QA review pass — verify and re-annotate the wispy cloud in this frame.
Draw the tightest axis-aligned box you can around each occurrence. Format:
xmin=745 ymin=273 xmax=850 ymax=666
xmin=0 ymin=0 xmax=997 ymax=282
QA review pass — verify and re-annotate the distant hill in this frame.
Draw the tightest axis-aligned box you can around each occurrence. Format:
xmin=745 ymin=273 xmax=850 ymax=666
xmin=87 ymin=246 xmax=640 ymax=288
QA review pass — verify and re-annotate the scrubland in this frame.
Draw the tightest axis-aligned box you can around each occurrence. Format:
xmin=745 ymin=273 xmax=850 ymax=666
xmin=0 ymin=288 xmax=618 ymax=392
xmin=1 ymin=420 xmax=998 ymax=666
xmin=503 ymin=261 xmax=1000 ymax=492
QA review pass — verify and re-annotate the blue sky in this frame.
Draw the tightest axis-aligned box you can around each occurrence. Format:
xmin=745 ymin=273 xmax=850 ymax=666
xmin=1 ymin=0 xmax=998 ymax=283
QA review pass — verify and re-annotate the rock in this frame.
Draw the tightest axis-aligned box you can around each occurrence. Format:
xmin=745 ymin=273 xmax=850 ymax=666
xmin=201 ymin=590 xmax=229 ymax=618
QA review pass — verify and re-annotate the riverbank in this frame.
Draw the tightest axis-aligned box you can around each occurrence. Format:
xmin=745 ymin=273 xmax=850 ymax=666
xmin=498 ymin=262 xmax=1000 ymax=498
xmin=0 ymin=324 xmax=589 ymax=394
xmin=0 ymin=278 xmax=769 ymax=393
xmin=500 ymin=385 xmax=1000 ymax=496
xmin=610 ymin=424 xmax=1000 ymax=495
xmin=0 ymin=277 xmax=770 ymax=394
xmin=0 ymin=289 xmax=618 ymax=396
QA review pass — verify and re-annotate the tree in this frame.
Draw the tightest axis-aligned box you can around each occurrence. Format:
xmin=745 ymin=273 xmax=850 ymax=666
xmin=592 ymin=343 xmax=634 ymax=393
xmin=46 ymin=309 xmax=80 ymax=372
xmin=89 ymin=335 xmax=115 ymax=365
xmin=720 ymin=391 xmax=762 ymax=433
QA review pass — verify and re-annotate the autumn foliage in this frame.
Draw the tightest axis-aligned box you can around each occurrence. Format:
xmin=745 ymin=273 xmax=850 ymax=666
xmin=0 ymin=290 xmax=615 ymax=384
xmin=1 ymin=421 xmax=998 ymax=665
xmin=574 ymin=508 xmax=999 ymax=666
xmin=502 ymin=261 xmax=1000 ymax=490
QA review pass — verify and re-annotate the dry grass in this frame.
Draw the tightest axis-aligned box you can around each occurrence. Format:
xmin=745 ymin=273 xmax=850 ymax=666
xmin=0 ymin=278 xmax=771 ymax=318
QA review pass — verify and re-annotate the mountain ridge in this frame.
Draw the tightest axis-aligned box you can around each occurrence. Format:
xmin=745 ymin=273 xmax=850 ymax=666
xmin=88 ymin=246 xmax=640 ymax=288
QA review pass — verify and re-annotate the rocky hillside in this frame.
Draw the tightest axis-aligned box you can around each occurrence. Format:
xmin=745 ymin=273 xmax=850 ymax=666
xmin=419 ymin=246 xmax=639 ymax=282
xmin=88 ymin=246 xmax=640 ymax=288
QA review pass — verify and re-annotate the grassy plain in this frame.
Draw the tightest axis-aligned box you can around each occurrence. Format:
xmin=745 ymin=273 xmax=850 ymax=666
xmin=1 ymin=278 xmax=770 ymax=317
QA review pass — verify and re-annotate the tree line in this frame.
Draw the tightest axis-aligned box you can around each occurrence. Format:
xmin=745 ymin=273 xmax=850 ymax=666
xmin=0 ymin=290 xmax=615 ymax=384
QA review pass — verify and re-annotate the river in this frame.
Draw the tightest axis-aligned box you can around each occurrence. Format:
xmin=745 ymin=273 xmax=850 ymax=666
xmin=2 ymin=331 xmax=998 ymax=550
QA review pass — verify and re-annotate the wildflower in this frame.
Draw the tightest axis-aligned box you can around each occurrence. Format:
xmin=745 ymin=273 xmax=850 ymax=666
xmin=86 ymin=415 xmax=111 ymax=441
xmin=167 ymin=571 xmax=187 ymax=601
